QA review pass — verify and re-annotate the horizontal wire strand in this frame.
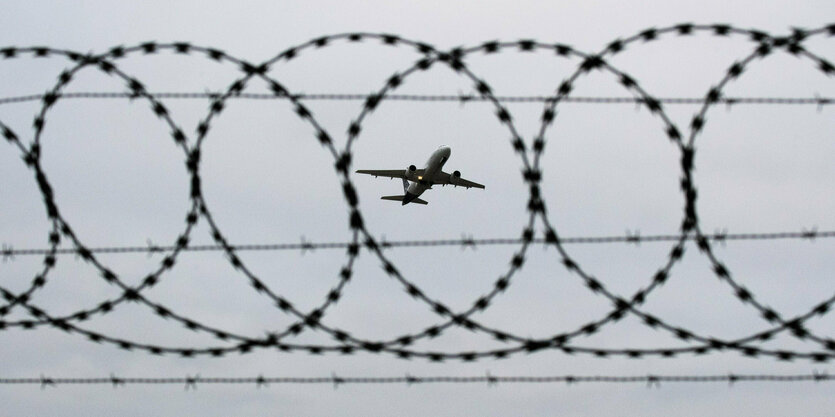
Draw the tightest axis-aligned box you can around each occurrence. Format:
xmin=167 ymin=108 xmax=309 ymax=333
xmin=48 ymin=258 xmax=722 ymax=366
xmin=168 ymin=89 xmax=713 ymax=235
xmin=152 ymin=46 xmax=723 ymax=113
xmin=4 ymin=373 xmax=832 ymax=387
xmin=3 ymin=230 xmax=832 ymax=258
xmin=0 ymin=91 xmax=832 ymax=106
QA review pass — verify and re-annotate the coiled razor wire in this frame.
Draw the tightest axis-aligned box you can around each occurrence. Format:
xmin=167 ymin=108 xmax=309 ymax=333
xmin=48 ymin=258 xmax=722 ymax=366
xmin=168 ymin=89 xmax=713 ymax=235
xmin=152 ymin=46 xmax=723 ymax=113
xmin=1 ymin=23 xmax=835 ymax=361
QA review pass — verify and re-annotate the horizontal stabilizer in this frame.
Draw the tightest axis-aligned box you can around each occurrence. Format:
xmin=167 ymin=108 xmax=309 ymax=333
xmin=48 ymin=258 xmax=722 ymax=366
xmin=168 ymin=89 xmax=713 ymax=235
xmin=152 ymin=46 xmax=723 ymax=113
xmin=380 ymin=195 xmax=429 ymax=205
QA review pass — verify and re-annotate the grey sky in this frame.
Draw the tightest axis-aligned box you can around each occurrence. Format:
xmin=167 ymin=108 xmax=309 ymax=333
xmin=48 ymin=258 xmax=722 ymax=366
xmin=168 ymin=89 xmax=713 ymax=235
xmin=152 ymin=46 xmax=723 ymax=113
xmin=1 ymin=0 xmax=834 ymax=415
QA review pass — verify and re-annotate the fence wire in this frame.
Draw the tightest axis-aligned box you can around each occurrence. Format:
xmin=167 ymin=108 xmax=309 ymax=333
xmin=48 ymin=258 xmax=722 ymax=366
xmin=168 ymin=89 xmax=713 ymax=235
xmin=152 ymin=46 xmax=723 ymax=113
xmin=1 ymin=372 xmax=832 ymax=389
xmin=0 ymin=91 xmax=832 ymax=106
xmin=3 ymin=229 xmax=833 ymax=257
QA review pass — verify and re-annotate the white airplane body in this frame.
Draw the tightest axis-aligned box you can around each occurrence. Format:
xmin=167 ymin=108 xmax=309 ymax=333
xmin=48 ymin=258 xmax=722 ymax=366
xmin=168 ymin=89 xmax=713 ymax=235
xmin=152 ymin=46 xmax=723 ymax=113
xmin=356 ymin=146 xmax=485 ymax=205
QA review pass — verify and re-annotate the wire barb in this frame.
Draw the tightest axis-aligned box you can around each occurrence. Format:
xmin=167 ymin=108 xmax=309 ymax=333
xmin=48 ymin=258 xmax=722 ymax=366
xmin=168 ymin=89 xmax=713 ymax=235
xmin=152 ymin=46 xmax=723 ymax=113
xmin=1 ymin=244 xmax=14 ymax=262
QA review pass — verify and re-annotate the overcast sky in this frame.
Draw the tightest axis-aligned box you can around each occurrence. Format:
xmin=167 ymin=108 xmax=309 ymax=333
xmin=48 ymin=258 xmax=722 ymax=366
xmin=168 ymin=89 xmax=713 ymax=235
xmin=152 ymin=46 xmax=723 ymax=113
xmin=1 ymin=1 xmax=834 ymax=416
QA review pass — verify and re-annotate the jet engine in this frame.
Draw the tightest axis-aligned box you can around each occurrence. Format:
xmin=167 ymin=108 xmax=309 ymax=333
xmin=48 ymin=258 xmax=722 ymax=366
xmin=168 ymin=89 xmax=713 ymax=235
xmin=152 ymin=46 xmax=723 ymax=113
xmin=449 ymin=170 xmax=462 ymax=185
xmin=404 ymin=164 xmax=417 ymax=180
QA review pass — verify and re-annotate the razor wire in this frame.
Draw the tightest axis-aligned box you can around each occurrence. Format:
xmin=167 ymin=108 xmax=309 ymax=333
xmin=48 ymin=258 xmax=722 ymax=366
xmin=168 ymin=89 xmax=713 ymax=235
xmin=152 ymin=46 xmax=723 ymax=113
xmin=1 ymin=23 xmax=835 ymax=362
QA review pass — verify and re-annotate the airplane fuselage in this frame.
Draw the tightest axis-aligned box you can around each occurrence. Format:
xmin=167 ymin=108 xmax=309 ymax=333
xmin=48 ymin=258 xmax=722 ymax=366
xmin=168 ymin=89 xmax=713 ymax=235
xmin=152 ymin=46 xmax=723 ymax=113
xmin=403 ymin=146 xmax=451 ymax=204
xmin=356 ymin=145 xmax=483 ymax=206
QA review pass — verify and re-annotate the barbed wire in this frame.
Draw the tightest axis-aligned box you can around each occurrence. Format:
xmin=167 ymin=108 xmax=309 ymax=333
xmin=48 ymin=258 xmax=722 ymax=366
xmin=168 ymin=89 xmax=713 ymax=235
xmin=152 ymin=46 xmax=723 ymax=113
xmin=1 ymin=23 xmax=834 ymax=362
xmin=2 ymin=372 xmax=832 ymax=389
xmin=0 ymin=91 xmax=832 ymax=106
xmin=2 ymin=229 xmax=832 ymax=257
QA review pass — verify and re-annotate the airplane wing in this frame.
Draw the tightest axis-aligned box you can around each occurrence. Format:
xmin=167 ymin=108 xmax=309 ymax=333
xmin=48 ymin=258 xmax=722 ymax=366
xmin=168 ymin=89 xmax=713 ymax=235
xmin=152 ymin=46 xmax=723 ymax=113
xmin=432 ymin=170 xmax=485 ymax=189
xmin=356 ymin=169 xmax=425 ymax=179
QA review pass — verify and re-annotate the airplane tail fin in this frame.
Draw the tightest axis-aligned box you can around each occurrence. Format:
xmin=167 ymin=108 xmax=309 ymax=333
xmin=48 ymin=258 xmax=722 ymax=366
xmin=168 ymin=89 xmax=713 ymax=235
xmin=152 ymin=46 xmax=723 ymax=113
xmin=381 ymin=195 xmax=429 ymax=205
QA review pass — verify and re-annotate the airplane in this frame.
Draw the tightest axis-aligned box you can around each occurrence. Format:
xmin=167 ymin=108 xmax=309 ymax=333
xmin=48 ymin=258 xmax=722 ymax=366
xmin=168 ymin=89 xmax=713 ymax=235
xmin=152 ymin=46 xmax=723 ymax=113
xmin=356 ymin=145 xmax=485 ymax=206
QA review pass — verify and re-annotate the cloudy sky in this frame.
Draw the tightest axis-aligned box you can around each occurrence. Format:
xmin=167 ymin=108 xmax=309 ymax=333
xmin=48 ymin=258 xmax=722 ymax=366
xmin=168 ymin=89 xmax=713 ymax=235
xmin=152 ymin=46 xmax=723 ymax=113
xmin=1 ymin=0 xmax=834 ymax=415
